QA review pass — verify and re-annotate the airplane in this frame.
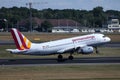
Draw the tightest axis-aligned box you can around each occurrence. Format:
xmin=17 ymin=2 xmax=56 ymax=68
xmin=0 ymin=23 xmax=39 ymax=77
xmin=6 ymin=28 xmax=111 ymax=60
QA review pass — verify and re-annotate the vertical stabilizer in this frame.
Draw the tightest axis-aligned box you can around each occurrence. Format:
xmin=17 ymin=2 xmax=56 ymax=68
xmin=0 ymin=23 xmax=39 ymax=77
xmin=11 ymin=28 xmax=32 ymax=50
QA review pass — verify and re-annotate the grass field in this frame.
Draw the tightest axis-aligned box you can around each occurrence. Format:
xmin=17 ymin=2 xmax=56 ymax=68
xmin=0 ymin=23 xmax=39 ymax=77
xmin=0 ymin=65 xmax=120 ymax=80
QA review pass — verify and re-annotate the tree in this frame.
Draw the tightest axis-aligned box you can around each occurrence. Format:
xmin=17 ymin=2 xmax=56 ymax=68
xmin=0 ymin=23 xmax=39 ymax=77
xmin=0 ymin=6 xmax=120 ymax=31
xmin=41 ymin=20 xmax=53 ymax=32
xmin=92 ymin=6 xmax=106 ymax=27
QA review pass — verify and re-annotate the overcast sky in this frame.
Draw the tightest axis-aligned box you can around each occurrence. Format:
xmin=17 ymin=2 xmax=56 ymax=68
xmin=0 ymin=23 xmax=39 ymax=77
xmin=0 ymin=0 xmax=120 ymax=11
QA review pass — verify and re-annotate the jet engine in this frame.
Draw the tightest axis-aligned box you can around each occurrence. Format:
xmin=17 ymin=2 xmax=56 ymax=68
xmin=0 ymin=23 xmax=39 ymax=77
xmin=77 ymin=46 xmax=94 ymax=54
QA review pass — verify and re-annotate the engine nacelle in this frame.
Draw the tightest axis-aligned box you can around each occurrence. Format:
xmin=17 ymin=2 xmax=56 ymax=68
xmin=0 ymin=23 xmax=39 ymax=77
xmin=77 ymin=46 xmax=94 ymax=54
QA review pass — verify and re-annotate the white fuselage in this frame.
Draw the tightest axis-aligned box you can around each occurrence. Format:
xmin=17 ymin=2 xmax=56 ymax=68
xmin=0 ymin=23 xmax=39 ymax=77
xmin=20 ymin=33 xmax=110 ymax=55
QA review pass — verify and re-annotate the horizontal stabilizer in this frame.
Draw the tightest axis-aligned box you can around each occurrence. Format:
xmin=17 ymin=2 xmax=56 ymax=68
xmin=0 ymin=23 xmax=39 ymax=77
xmin=6 ymin=49 xmax=27 ymax=53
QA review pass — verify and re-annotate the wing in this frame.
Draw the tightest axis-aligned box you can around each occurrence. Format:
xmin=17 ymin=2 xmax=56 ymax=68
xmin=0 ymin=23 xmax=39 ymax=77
xmin=57 ymin=44 xmax=86 ymax=53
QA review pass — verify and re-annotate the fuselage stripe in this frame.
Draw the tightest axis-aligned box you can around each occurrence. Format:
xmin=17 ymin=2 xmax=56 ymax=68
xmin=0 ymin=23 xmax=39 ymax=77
xmin=72 ymin=36 xmax=95 ymax=41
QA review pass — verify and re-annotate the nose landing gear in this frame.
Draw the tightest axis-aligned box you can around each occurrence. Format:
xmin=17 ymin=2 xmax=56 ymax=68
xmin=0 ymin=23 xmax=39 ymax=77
xmin=95 ymin=47 xmax=99 ymax=54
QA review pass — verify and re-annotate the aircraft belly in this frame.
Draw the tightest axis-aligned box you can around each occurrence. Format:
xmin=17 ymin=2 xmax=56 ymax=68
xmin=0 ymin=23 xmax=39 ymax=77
xmin=28 ymin=44 xmax=72 ymax=55
xmin=24 ymin=49 xmax=58 ymax=55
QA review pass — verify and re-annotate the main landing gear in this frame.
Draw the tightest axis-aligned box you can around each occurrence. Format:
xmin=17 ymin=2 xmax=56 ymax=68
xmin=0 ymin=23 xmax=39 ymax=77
xmin=58 ymin=54 xmax=63 ymax=60
xmin=57 ymin=54 xmax=64 ymax=62
xmin=68 ymin=53 xmax=73 ymax=60
xmin=57 ymin=54 xmax=74 ymax=61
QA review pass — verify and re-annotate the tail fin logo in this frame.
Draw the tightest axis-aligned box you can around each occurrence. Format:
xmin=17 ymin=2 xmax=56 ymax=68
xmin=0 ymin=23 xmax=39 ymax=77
xmin=23 ymin=35 xmax=31 ymax=49
xmin=11 ymin=28 xmax=31 ymax=50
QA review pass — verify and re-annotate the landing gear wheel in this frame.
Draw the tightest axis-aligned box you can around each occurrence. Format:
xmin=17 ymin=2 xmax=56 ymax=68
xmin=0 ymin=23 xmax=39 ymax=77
xmin=57 ymin=54 xmax=63 ymax=62
xmin=68 ymin=55 xmax=73 ymax=60
xmin=58 ymin=54 xmax=63 ymax=59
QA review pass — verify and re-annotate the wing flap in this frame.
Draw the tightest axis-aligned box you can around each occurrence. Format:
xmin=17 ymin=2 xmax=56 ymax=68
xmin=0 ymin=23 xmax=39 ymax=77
xmin=57 ymin=46 xmax=74 ymax=53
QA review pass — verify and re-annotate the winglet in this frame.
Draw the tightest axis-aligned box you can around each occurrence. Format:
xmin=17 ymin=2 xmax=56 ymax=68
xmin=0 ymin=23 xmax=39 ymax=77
xmin=10 ymin=28 xmax=32 ymax=50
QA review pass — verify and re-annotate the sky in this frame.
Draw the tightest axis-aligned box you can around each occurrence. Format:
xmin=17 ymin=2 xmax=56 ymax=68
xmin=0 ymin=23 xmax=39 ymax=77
xmin=0 ymin=0 xmax=120 ymax=11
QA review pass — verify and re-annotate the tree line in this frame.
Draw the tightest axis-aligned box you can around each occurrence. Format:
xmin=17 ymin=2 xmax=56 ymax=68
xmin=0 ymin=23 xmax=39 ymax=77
xmin=0 ymin=6 xmax=120 ymax=31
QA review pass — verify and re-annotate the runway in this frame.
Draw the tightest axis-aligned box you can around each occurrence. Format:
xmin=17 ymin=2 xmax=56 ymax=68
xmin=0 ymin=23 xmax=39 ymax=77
xmin=0 ymin=57 xmax=120 ymax=66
